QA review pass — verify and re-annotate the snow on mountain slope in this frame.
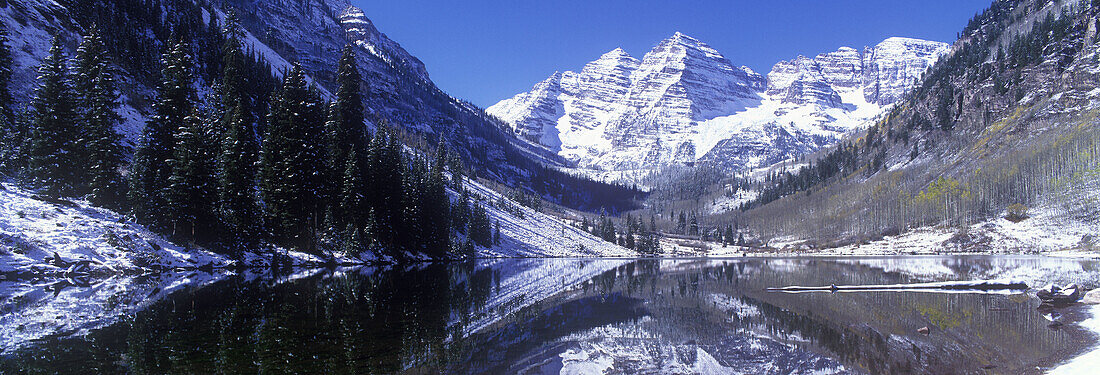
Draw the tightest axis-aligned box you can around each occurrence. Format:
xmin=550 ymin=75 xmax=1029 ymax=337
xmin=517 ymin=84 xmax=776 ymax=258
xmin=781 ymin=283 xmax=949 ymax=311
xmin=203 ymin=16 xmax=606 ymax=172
xmin=489 ymin=34 xmax=949 ymax=180
xmin=463 ymin=177 xmax=634 ymax=258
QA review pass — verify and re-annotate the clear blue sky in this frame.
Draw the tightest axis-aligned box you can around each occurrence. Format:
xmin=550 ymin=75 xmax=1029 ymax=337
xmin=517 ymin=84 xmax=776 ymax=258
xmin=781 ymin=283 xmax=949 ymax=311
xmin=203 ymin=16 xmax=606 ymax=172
xmin=353 ymin=0 xmax=993 ymax=108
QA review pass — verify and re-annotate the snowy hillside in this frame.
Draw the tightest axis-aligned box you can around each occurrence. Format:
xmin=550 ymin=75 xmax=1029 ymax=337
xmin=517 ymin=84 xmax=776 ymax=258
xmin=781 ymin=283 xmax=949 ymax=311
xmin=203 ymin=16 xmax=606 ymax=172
xmin=463 ymin=178 xmax=634 ymax=258
xmin=0 ymin=183 xmax=233 ymax=276
xmin=489 ymin=34 xmax=949 ymax=181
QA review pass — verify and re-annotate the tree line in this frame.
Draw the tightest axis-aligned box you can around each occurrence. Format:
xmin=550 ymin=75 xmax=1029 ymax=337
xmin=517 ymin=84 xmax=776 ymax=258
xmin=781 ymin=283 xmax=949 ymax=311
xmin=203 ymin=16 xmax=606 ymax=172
xmin=0 ymin=16 xmax=498 ymax=260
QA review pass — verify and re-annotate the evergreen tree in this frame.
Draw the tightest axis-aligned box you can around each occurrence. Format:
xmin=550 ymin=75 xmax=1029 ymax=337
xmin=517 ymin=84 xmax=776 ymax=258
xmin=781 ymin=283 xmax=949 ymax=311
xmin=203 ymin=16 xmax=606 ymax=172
xmin=724 ymin=224 xmax=734 ymax=247
xmin=215 ymin=14 xmax=261 ymax=255
xmin=260 ymin=64 xmax=326 ymax=253
xmin=453 ymin=188 xmax=470 ymax=234
xmin=340 ymin=149 xmax=366 ymax=237
xmin=27 ymin=37 xmax=80 ymax=197
xmin=624 ymin=217 xmax=636 ymax=249
xmin=132 ymin=40 xmax=196 ymax=230
xmin=73 ymin=25 xmax=125 ymax=207
xmin=364 ymin=129 xmax=405 ymax=252
xmin=166 ymin=110 xmax=218 ymax=244
xmin=469 ymin=202 xmax=492 ymax=248
xmin=326 ymin=45 xmax=368 ymax=231
xmin=493 ymin=220 xmax=501 ymax=245
xmin=216 ymin=104 xmax=261 ymax=255
xmin=420 ymin=151 xmax=452 ymax=256
xmin=0 ymin=23 xmax=17 ymax=174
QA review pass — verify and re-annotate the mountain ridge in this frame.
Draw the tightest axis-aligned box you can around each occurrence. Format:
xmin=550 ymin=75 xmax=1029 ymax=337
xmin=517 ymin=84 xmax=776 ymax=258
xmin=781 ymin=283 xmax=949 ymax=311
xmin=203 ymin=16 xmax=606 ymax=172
xmin=489 ymin=33 xmax=949 ymax=181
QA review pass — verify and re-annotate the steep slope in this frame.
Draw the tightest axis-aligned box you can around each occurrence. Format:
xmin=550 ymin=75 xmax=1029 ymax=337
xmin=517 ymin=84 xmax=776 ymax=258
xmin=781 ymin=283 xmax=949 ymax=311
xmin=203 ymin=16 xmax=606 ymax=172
xmin=734 ymin=0 xmax=1100 ymax=251
xmin=490 ymin=34 xmax=948 ymax=180
xmin=1 ymin=0 xmax=640 ymax=213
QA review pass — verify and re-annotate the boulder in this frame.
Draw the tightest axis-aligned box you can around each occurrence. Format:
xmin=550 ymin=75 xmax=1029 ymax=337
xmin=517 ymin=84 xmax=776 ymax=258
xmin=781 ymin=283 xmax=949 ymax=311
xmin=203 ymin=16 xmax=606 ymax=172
xmin=917 ymin=326 xmax=930 ymax=335
xmin=1036 ymin=284 xmax=1058 ymax=300
xmin=1037 ymin=284 xmax=1084 ymax=305
xmin=1082 ymin=289 xmax=1100 ymax=305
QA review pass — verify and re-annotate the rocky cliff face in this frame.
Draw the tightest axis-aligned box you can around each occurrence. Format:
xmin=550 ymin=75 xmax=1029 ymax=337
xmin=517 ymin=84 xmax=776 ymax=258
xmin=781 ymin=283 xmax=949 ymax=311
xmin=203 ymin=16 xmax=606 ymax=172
xmin=489 ymin=34 xmax=949 ymax=179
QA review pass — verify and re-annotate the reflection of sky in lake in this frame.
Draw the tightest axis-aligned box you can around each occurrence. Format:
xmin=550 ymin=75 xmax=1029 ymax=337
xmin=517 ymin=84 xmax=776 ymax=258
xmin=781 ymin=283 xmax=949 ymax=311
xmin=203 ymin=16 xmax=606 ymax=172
xmin=0 ymin=256 xmax=1098 ymax=374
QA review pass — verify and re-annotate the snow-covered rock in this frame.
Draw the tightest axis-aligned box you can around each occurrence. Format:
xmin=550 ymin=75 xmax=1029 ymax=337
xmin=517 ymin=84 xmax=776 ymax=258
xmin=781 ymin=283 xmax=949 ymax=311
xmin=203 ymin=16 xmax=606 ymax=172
xmin=489 ymin=34 xmax=949 ymax=180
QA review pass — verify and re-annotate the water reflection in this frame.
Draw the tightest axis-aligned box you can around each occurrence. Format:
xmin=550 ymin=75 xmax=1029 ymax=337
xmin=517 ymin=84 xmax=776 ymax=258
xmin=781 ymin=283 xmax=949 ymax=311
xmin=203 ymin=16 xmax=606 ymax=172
xmin=0 ymin=256 xmax=1097 ymax=374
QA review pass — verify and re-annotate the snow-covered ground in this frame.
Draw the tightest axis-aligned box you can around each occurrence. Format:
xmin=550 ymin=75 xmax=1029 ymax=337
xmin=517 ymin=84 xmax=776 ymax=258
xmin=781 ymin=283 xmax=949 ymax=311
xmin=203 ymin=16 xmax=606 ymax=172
xmin=0 ymin=173 xmax=633 ymax=279
xmin=755 ymin=204 xmax=1099 ymax=258
xmin=0 ymin=183 xmax=232 ymax=275
xmin=0 ymin=183 xmax=350 ymax=277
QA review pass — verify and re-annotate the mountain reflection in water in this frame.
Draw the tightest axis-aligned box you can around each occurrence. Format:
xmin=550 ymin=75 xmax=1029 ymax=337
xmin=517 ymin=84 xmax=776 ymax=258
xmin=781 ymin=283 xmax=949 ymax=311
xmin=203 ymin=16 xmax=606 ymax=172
xmin=1 ymin=256 xmax=1098 ymax=374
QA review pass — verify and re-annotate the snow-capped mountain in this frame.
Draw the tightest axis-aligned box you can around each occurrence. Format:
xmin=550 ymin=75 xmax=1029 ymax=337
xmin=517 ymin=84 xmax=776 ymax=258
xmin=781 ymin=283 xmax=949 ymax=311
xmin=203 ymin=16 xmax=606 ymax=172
xmin=489 ymin=34 xmax=949 ymax=179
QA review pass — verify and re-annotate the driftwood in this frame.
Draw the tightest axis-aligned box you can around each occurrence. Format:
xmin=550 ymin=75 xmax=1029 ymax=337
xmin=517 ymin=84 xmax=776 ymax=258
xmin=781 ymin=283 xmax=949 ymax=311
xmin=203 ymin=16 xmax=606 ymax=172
xmin=767 ymin=279 xmax=1028 ymax=292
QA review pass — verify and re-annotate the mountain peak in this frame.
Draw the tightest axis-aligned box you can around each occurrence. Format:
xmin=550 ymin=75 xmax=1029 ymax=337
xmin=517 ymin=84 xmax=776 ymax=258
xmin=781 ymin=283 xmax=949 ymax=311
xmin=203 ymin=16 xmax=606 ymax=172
xmin=664 ymin=31 xmax=703 ymax=46
xmin=598 ymin=47 xmax=635 ymax=61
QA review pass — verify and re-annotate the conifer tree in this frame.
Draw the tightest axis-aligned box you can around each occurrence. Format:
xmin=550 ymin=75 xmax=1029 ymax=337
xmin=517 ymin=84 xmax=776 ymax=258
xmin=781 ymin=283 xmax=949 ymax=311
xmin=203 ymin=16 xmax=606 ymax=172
xmin=260 ymin=64 xmax=326 ymax=253
xmin=338 ymin=148 xmax=367 ymax=255
xmin=493 ymin=220 xmax=501 ymax=245
xmin=453 ymin=188 xmax=470 ymax=234
xmin=215 ymin=15 xmax=261 ymax=255
xmin=73 ymin=25 xmax=125 ymax=207
xmin=27 ymin=37 xmax=80 ymax=197
xmin=0 ymin=24 xmax=16 ymax=174
xmin=326 ymin=45 xmax=368 ymax=230
xmin=364 ymin=129 xmax=405 ymax=251
xmin=166 ymin=110 xmax=218 ymax=244
xmin=421 ymin=151 xmax=451 ymax=255
xmin=131 ymin=40 xmax=196 ymax=230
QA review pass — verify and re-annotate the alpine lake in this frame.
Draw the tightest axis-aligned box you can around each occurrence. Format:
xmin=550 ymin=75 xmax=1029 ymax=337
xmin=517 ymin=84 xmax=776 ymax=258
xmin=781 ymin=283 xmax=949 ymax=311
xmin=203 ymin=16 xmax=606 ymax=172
xmin=2 ymin=255 xmax=1099 ymax=374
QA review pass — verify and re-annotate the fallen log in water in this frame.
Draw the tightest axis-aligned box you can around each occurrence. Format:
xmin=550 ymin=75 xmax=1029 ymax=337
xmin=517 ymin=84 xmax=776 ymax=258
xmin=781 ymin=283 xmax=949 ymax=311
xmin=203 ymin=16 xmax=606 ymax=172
xmin=767 ymin=279 xmax=1028 ymax=292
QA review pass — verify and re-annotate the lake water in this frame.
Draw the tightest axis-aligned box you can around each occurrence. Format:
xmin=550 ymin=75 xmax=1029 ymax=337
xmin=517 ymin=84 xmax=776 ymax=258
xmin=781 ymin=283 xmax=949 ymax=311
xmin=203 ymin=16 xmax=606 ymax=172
xmin=2 ymin=256 xmax=1099 ymax=374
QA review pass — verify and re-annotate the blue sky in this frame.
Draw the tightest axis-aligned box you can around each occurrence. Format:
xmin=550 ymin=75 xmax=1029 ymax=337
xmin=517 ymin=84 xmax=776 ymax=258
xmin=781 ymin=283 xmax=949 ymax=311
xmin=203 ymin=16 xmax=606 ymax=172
xmin=353 ymin=1 xmax=993 ymax=108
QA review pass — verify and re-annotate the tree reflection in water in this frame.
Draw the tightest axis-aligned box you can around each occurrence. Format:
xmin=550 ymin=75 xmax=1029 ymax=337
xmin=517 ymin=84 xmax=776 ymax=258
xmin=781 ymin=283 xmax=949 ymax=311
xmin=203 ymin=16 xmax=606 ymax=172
xmin=0 ymin=256 xmax=1097 ymax=374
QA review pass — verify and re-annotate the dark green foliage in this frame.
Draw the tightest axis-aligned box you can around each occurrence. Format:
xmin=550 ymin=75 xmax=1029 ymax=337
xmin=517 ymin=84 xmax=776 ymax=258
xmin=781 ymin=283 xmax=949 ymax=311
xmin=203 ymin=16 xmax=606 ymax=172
xmin=594 ymin=210 xmax=617 ymax=243
xmin=0 ymin=24 xmax=18 ymax=174
xmin=260 ymin=64 xmax=327 ymax=254
xmin=166 ymin=111 xmax=218 ymax=244
xmin=364 ymin=129 xmax=405 ymax=251
xmin=215 ymin=17 xmax=262 ymax=256
xmin=326 ymin=45 xmax=369 ymax=234
xmin=493 ymin=220 xmax=501 ymax=245
xmin=131 ymin=40 xmax=196 ymax=231
xmin=742 ymin=143 xmax=860 ymax=210
xmin=26 ymin=38 xmax=80 ymax=197
xmin=416 ymin=152 xmax=452 ymax=256
xmin=468 ymin=202 xmax=493 ymax=248
xmin=73 ymin=25 xmax=125 ymax=207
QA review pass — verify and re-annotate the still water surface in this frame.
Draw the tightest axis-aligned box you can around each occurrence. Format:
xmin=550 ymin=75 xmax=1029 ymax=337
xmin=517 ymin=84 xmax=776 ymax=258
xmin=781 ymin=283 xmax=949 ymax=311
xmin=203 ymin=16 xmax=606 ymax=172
xmin=2 ymin=256 xmax=1099 ymax=374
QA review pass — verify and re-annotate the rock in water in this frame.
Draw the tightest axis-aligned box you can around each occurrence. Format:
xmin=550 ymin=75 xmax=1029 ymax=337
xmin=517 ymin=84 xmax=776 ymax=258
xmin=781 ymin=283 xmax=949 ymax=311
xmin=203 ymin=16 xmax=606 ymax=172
xmin=1037 ymin=284 xmax=1084 ymax=305
xmin=918 ymin=326 xmax=930 ymax=335
xmin=1082 ymin=289 xmax=1100 ymax=305
xmin=1036 ymin=284 xmax=1058 ymax=300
